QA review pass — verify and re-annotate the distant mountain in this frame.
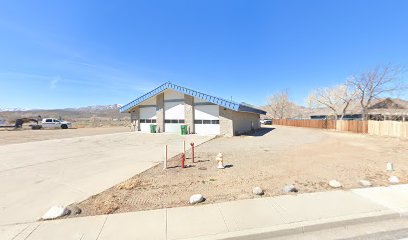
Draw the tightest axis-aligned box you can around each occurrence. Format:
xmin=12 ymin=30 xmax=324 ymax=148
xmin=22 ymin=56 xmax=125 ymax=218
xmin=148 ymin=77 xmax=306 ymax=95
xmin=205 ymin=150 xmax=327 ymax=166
xmin=0 ymin=104 xmax=129 ymax=127
xmin=0 ymin=104 xmax=123 ymax=113
xmin=0 ymin=107 xmax=29 ymax=112
xmin=309 ymin=98 xmax=408 ymax=116
xmin=72 ymin=104 xmax=123 ymax=111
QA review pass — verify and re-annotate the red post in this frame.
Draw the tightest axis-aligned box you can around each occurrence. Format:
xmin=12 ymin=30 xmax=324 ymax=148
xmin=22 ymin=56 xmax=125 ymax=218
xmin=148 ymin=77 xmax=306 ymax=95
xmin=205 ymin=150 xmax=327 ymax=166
xmin=190 ymin=143 xmax=195 ymax=163
xmin=181 ymin=153 xmax=185 ymax=168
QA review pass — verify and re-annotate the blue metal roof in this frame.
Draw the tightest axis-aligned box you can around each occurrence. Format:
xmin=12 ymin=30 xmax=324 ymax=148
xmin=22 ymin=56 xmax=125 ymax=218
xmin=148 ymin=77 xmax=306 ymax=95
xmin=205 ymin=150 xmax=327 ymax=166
xmin=120 ymin=82 xmax=266 ymax=115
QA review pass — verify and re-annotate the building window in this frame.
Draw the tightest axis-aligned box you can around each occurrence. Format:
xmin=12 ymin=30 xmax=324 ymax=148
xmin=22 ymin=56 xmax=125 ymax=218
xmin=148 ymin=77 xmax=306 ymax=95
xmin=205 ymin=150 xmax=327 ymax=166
xmin=140 ymin=119 xmax=156 ymax=123
xmin=164 ymin=119 xmax=185 ymax=124
xmin=194 ymin=119 xmax=219 ymax=124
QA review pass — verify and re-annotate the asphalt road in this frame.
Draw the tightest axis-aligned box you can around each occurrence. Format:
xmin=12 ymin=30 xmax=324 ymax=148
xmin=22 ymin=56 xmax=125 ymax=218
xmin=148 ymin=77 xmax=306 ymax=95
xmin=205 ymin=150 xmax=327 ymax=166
xmin=266 ymin=218 xmax=408 ymax=240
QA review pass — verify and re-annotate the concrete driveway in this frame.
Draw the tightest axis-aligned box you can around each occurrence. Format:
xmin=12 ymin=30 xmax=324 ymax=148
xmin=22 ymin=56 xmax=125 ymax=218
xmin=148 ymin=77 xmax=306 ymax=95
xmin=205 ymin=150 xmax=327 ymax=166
xmin=0 ymin=132 xmax=214 ymax=225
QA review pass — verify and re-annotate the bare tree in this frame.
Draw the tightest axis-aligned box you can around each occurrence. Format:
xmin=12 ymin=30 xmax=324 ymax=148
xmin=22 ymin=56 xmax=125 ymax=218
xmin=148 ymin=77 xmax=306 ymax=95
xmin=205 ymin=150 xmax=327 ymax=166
xmin=266 ymin=90 xmax=295 ymax=119
xmin=307 ymin=84 xmax=357 ymax=120
xmin=347 ymin=64 xmax=406 ymax=120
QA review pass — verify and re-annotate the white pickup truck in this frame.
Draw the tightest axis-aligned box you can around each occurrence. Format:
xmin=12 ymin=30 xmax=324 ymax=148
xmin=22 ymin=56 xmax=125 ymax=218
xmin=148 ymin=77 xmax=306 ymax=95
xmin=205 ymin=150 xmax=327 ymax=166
xmin=41 ymin=118 xmax=72 ymax=129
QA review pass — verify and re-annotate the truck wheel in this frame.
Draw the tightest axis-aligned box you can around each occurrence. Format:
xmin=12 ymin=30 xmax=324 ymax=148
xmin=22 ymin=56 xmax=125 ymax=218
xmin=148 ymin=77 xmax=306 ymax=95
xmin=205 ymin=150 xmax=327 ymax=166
xmin=61 ymin=124 xmax=68 ymax=129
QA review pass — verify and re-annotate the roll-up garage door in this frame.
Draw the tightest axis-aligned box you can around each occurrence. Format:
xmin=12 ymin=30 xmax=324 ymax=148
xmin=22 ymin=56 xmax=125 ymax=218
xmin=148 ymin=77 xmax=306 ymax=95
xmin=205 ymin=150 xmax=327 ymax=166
xmin=164 ymin=101 xmax=185 ymax=133
xmin=194 ymin=105 xmax=220 ymax=135
xmin=139 ymin=107 xmax=157 ymax=132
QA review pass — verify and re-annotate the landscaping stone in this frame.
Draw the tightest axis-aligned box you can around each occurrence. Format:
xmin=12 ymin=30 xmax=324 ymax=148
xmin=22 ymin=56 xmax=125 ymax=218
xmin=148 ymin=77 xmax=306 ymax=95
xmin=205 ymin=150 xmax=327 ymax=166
xmin=389 ymin=176 xmax=399 ymax=184
xmin=359 ymin=180 xmax=372 ymax=187
xmin=282 ymin=185 xmax=298 ymax=193
xmin=252 ymin=187 xmax=264 ymax=195
xmin=189 ymin=194 xmax=205 ymax=204
xmin=387 ymin=162 xmax=394 ymax=171
xmin=329 ymin=180 xmax=342 ymax=188
xmin=42 ymin=206 xmax=70 ymax=220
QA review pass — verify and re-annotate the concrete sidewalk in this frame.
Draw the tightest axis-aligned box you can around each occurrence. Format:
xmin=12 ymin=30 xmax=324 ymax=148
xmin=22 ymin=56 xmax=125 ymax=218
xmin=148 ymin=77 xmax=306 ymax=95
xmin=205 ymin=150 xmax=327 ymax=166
xmin=2 ymin=185 xmax=408 ymax=240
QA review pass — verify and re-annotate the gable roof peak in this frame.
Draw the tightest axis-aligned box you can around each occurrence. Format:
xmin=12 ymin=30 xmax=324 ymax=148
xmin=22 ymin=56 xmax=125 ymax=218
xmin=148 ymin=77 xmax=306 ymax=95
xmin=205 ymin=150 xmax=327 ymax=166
xmin=120 ymin=82 xmax=266 ymax=115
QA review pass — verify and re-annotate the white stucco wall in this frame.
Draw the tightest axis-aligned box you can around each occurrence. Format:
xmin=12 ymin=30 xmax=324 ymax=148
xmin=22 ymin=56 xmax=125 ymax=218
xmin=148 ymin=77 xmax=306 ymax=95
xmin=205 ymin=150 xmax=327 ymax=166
xmin=164 ymin=90 xmax=184 ymax=100
xmin=139 ymin=97 xmax=156 ymax=105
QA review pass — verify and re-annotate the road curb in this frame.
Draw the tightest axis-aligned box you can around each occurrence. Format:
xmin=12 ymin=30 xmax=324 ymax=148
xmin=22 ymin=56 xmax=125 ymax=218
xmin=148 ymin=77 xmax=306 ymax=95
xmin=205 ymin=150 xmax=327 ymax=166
xmin=188 ymin=210 xmax=400 ymax=240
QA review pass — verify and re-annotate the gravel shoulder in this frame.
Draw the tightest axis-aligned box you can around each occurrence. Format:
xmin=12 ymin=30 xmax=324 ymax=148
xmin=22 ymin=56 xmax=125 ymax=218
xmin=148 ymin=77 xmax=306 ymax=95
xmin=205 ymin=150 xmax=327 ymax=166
xmin=72 ymin=126 xmax=408 ymax=217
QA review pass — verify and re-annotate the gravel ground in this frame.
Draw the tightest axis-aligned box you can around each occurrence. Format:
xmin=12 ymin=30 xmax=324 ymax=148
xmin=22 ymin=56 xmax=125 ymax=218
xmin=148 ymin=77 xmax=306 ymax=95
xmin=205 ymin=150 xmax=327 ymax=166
xmin=0 ymin=127 xmax=129 ymax=145
xmin=72 ymin=126 xmax=408 ymax=217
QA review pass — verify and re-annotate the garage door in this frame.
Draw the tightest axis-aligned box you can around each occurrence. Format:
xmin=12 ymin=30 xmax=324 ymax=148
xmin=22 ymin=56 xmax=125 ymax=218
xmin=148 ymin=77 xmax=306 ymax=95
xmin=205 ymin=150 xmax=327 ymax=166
xmin=194 ymin=105 xmax=220 ymax=135
xmin=164 ymin=101 xmax=185 ymax=133
xmin=139 ymin=107 xmax=157 ymax=132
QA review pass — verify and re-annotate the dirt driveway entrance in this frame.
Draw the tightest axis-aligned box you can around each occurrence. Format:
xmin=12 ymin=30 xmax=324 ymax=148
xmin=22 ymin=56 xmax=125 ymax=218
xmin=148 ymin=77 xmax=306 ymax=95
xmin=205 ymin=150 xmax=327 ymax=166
xmin=0 ymin=132 xmax=214 ymax=225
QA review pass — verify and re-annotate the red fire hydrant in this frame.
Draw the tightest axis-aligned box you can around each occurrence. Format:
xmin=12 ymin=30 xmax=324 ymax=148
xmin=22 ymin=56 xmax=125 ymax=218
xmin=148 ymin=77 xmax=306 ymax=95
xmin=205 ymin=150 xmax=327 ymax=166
xmin=181 ymin=153 xmax=185 ymax=168
xmin=190 ymin=143 xmax=195 ymax=163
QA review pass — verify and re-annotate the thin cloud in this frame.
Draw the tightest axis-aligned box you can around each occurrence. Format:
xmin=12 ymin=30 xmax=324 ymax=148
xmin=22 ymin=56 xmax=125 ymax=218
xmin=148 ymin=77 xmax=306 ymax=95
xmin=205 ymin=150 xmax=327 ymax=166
xmin=0 ymin=71 xmax=94 ymax=87
xmin=50 ymin=76 xmax=61 ymax=89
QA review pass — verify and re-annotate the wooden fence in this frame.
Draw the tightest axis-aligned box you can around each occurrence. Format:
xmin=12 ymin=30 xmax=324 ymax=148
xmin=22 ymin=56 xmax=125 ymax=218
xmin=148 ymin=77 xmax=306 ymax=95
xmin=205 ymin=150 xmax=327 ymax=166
xmin=368 ymin=121 xmax=408 ymax=138
xmin=336 ymin=120 xmax=368 ymax=133
xmin=272 ymin=119 xmax=336 ymax=129
xmin=272 ymin=119 xmax=408 ymax=138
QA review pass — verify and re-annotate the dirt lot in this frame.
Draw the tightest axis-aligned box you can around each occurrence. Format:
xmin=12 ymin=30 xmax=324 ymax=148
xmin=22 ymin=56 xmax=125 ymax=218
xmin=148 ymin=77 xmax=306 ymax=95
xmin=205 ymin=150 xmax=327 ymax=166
xmin=73 ymin=126 xmax=408 ymax=217
xmin=0 ymin=127 xmax=129 ymax=145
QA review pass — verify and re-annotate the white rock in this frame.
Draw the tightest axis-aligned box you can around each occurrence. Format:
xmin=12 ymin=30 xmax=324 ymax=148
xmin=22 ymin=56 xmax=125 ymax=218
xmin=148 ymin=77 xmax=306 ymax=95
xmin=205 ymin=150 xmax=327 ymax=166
xmin=282 ymin=185 xmax=298 ymax=193
xmin=189 ymin=194 xmax=205 ymax=204
xmin=387 ymin=162 xmax=394 ymax=171
xmin=389 ymin=176 xmax=399 ymax=184
xmin=329 ymin=180 xmax=342 ymax=188
xmin=359 ymin=180 xmax=372 ymax=187
xmin=252 ymin=187 xmax=264 ymax=195
xmin=42 ymin=206 xmax=70 ymax=220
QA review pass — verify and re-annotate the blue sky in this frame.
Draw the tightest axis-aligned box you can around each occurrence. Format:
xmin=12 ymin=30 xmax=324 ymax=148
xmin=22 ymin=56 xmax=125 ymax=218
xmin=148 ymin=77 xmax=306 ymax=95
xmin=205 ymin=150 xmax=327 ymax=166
xmin=0 ymin=0 xmax=407 ymax=109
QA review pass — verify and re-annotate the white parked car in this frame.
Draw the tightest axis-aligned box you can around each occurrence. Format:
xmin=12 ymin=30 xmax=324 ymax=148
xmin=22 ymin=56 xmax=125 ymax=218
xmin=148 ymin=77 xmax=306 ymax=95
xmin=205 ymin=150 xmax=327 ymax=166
xmin=41 ymin=118 xmax=72 ymax=129
xmin=260 ymin=119 xmax=272 ymax=125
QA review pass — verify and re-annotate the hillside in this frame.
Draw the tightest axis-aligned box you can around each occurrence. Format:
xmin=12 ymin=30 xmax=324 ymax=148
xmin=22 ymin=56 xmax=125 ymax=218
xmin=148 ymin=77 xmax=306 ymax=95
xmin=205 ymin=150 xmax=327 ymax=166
xmin=0 ymin=104 xmax=130 ymax=128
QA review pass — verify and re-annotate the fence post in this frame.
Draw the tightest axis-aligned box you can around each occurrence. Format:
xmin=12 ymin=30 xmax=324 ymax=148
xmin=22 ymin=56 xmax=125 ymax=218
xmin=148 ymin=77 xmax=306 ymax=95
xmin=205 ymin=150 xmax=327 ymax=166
xmin=163 ymin=144 xmax=168 ymax=170
xmin=182 ymin=141 xmax=186 ymax=155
